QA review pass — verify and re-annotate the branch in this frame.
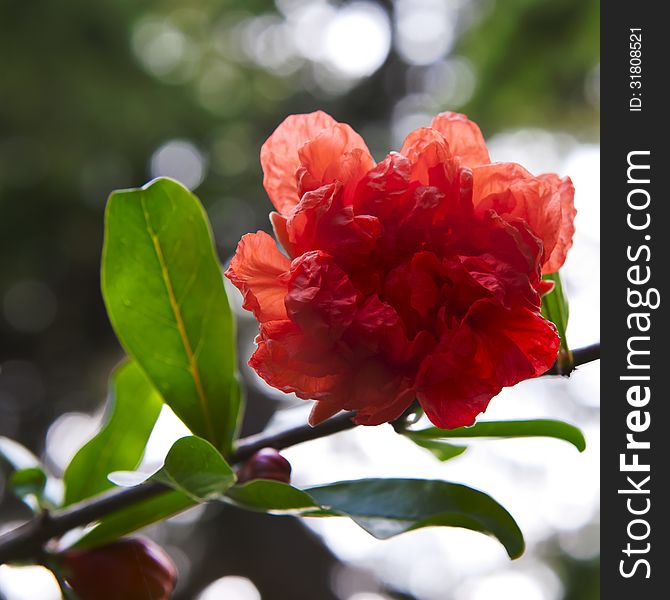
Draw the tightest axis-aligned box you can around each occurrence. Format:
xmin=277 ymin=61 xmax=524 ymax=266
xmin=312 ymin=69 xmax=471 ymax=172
xmin=0 ymin=411 xmax=358 ymax=564
xmin=544 ymin=343 xmax=601 ymax=376
xmin=0 ymin=343 xmax=599 ymax=565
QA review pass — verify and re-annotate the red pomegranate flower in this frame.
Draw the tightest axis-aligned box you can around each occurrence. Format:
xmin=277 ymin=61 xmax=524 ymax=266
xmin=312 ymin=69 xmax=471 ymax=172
xmin=226 ymin=111 xmax=575 ymax=429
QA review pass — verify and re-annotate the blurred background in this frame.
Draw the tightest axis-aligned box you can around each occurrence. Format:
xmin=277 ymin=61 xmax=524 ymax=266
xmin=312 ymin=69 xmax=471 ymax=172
xmin=0 ymin=0 xmax=599 ymax=598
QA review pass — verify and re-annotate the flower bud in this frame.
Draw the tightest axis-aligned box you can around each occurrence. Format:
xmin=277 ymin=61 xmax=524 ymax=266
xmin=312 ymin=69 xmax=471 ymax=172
xmin=58 ymin=536 xmax=177 ymax=600
xmin=236 ymin=447 xmax=292 ymax=484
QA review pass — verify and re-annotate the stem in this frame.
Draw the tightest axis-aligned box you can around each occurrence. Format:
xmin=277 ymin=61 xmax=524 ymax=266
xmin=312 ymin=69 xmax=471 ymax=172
xmin=0 ymin=343 xmax=599 ymax=565
xmin=544 ymin=343 xmax=600 ymax=376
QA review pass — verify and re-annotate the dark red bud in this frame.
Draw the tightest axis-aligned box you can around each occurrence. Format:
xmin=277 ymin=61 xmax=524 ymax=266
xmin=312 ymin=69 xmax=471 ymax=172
xmin=236 ymin=447 xmax=292 ymax=484
xmin=58 ymin=536 xmax=177 ymax=600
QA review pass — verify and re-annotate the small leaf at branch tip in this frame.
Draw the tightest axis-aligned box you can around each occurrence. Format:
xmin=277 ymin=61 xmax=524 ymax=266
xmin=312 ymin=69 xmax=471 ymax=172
xmin=153 ymin=435 xmax=236 ymax=501
xmin=9 ymin=467 xmax=48 ymax=501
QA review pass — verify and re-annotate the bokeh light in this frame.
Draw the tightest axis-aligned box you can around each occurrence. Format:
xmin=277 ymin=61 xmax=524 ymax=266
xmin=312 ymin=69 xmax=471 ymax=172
xmin=150 ymin=140 xmax=207 ymax=190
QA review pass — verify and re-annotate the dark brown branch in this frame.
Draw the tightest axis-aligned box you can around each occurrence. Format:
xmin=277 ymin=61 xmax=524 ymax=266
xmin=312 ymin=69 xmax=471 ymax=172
xmin=0 ymin=343 xmax=599 ymax=565
xmin=544 ymin=343 xmax=601 ymax=376
xmin=0 ymin=412 xmax=358 ymax=565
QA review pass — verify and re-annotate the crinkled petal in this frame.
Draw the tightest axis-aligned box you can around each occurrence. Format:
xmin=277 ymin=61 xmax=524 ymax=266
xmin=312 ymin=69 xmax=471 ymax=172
xmin=538 ymin=174 xmax=576 ymax=273
xmin=225 ymin=231 xmax=290 ymax=322
xmin=353 ymin=152 xmax=412 ymax=220
xmin=473 ymin=163 xmax=575 ymax=272
xmin=417 ymin=306 xmax=559 ymax=429
xmin=287 ymin=182 xmax=383 ymax=266
xmin=285 ymin=250 xmax=358 ymax=341
xmin=430 ymin=112 xmax=490 ymax=167
xmin=400 ymin=127 xmax=458 ymax=188
xmin=260 ymin=111 xmax=338 ymax=215
xmin=297 ymin=124 xmax=374 ymax=198
xmin=250 ymin=320 xmax=347 ymax=399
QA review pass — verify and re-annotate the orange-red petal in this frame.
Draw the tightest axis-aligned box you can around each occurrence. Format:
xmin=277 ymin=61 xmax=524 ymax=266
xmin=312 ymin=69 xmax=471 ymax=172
xmin=297 ymin=124 xmax=374 ymax=199
xmin=538 ymin=174 xmax=576 ymax=273
xmin=430 ymin=112 xmax=490 ymax=167
xmin=225 ymin=231 xmax=290 ymax=323
xmin=400 ymin=127 xmax=457 ymax=187
xmin=473 ymin=163 xmax=576 ymax=272
xmin=260 ymin=111 xmax=339 ymax=215
xmin=417 ymin=305 xmax=559 ymax=429
xmin=250 ymin=320 xmax=346 ymax=400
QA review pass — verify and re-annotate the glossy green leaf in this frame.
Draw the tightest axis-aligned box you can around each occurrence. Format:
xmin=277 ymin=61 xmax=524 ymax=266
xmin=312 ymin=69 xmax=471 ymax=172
xmin=409 ymin=419 xmax=586 ymax=452
xmin=307 ymin=478 xmax=525 ymax=559
xmin=102 ymin=177 xmax=242 ymax=452
xmin=9 ymin=467 xmax=47 ymax=501
xmin=75 ymin=436 xmax=235 ymax=548
xmin=153 ymin=435 xmax=236 ymax=501
xmin=74 ymin=490 xmax=194 ymax=549
xmin=404 ymin=435 xmax=468 ymax=461
xmin=63 ymin=361 xmax=162 ymax=506
xmin=225 ymin=480 xmax=321 ymax=514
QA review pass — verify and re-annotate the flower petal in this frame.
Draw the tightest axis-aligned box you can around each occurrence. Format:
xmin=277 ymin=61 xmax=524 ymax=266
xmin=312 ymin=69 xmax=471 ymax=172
xmin=353 ymin=152 xmax=412 ymax=220
xmin=260 ymin=111 xmax=339 ymax=215
xmin=285 ymin=250 xmax=358 ymax=341
xmin=417 ymin=306 xmax=558 ymax=429
xmin=538 ymin=174 xmax=576 ymax=273
xmin=473 ymin=163 xmax=576 ymax=272
xmin=287 ymin=182 xmax=383 ymax=266
xmin=297 ymin=124 xmax=375 ymax=199
xmin=225 ymin=231 xmax=290 ymax=323
xmin=400 ymin=127 xmax=458 ymax=188
xmin=250 ymin=320 xmax=347 ymax=400
xmin=430 ymin=112 xmax=490 ymax=167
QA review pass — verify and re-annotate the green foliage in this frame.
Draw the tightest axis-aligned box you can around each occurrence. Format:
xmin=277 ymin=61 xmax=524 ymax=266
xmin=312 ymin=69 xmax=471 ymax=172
xmin=542 ymin=272 xmax=573 ymax=372
xmin=74 ymin=490 xmax=194 ymax=549
xmin=403 ymin=436 xmax=468 ymax=461
xmin=102 ymin=177 xmax=242 ymax=453
xmin=226 ymin=480 xmax=321 ymax=514
xmin=153 ymin=436 xmax=236 ymax=502
xmin=409 ymin=419 xmax=586 ymax=452
xmin=63 ymin=361 xmax=162 ymax=506
xmin=0 ymin=437 xmax=50 ymax=511
xmin=227 ymin=478 xmax=524 ymax=558
xmin=458 ymin=0 xmax=599 ymax=135
xmin=308 ymin=479 xmax=525 ymax=559
xmin=9 ymin=468 xmax=48 ymax=503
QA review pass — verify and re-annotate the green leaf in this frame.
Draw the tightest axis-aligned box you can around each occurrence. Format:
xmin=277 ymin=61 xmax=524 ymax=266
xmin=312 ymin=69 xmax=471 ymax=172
xmin=306 ymin=478 xmax=525 ymax=559
xmin=63 ymin=361 xmax=163 ymax=506
xmin=404 ymin=435 xmax=468 ymax=461
xmin=541 ymin=272 xmax=573 ymax=370
xmin=153 ymin=435 xmax=236 ymax=501
xmin=101 ymin=177 xmax=242 ymax=453
xmin=0 ymin=437 xmax=49 ymax=511
xmin=9 ymin=467 xmax=47 ymax=501
xmin=75 ymin=436 xmax=235 ymax=548
xmin=74 ymin=489 xmax=194 ymax=549
xmin=225 ymin=480 xmax=321 ymax=514
xmin=409 ymin=419 xmax=586 ymax=452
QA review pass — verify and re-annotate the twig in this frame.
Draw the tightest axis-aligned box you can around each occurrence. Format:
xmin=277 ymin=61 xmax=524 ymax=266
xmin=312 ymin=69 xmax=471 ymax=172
xmin=544 ymin=343 xmax=601 ymax=376
xmin=0 ymin=343 xmax=599 ymax=565
xmin=0 ymin=411 xmax=358 ymax=564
